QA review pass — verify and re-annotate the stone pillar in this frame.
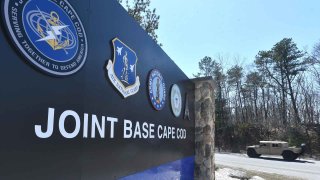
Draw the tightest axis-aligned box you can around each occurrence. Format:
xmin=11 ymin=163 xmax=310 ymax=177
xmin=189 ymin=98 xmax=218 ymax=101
xmin=193 ymin=77 xmax=215 ymax=180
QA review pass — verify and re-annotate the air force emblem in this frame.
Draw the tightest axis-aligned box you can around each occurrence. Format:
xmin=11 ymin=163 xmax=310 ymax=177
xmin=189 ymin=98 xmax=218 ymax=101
xmin=106 ymin=38 xmax=140 ymax=98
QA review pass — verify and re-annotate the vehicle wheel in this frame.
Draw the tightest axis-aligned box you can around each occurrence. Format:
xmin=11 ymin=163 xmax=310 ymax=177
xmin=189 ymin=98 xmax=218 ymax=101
xmin=247 ymin=148 xmax=260 ymax=158
xmin=282 ymin=151 xmax=298 ymax=161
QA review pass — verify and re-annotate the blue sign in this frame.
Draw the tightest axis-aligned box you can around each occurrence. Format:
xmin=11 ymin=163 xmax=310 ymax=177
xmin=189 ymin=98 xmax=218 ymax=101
xmin=148 ymin=69 xmax=166 ymax=110
xmin=106 ymin=38 xmax=140 ymax=98
xmin=120 ymin=156 xmax=194 ymax=180
xmin=4 ymin=0 xmax=88 ymax=76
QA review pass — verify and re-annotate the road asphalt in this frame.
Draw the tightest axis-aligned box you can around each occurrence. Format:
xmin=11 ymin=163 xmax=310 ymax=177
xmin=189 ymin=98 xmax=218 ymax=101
xmin=215 ymin=153 xmax=320 ymax=180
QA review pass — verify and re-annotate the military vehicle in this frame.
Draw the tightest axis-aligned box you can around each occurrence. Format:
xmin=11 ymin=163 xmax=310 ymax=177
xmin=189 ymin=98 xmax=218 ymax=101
xmin=246 ymin=141 xmax=306 ymax=161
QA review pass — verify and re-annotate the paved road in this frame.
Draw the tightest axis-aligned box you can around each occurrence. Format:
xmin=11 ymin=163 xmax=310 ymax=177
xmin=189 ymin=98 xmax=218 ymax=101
xmin=215 ymin=153 xmax=320 ymax=180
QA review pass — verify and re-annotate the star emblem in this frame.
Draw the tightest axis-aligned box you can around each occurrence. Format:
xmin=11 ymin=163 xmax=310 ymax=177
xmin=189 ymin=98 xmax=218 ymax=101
xmin=130 ymin=65 xmax=135 ymax=72
xmin=116 ymin=46 xmax=123 ymax=56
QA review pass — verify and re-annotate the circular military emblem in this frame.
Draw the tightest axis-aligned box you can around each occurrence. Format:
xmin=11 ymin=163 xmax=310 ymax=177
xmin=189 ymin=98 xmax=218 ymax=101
xmin=170 ymin=84 xmax=182 ymax=117
xmin=3 ymin=0 xmax=88 ymax=76
xmin=148 ymin=69 xmax=166 ymax=111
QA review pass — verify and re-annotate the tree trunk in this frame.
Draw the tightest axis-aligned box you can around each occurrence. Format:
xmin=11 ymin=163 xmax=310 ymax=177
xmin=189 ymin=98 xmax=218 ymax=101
xmin=285 ymin=74 xmax=300 ymax=124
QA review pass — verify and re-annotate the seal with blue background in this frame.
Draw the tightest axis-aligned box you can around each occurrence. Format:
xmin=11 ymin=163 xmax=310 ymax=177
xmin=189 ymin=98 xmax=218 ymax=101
xmin=148 ymin=69 xmax=166 ymax=111
xmin=3 ymin=0 xmax=88 ymax=76
xmin=106 ymin=38 xmax=140 ymax=98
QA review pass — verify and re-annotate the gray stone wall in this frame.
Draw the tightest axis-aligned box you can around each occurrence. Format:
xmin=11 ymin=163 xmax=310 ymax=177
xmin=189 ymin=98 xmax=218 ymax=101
xmin=193 ymin=77 xmax=215 ymax=180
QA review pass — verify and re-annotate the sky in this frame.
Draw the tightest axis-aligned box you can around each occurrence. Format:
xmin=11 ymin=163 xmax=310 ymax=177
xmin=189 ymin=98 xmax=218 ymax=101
xmin=148 ymin=0 xmax=320 ymax=77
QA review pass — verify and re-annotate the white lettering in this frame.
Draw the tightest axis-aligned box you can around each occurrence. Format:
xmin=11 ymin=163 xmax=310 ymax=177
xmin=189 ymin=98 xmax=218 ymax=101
xmin=34 ymin=108 xmax=186 ymax=140
xmin=142 ymin=122 xmax=148 ymax=139
xmin=124 ymin=119 xmax=132 ymax=138
xmin=59 ymin=110 xmax=81 ymax=139
xmin=107 ymin=117 xmax=118 ymax=138
xmin=149 ymin=124 xmax=155 ymax=138
xmin=163 ymin=126 xmax=168 ymax=139
xmin=91 ymin=115 xmax=105 ymax=138
xmin=35 ymin=108 xmax=55 ymax=138
xmin=158 ymin=125 xmax=163 ymax=139
xmin=83 ymin=113 xmax=88 ymax=138
xmin=133 ymin=121 xmax=141 ymax=138
xmin=172 ymin=127 xmax=176 ymax=139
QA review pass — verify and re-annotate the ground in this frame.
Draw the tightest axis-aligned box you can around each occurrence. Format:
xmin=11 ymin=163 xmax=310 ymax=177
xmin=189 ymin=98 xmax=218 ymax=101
xmin=215 ymin=153 xmax=320 ymax=180
xmin=216 ymin=166 xmax=304 ymax=180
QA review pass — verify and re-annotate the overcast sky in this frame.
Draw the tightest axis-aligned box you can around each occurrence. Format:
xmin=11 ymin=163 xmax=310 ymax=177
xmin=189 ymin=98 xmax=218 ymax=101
xmin=149 ymin=0 xmax=320 ymax=77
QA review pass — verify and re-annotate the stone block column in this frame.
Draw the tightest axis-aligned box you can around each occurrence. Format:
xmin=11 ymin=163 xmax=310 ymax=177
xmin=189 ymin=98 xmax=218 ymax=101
xmin=193 ymin=77 xmax=215 ymax=180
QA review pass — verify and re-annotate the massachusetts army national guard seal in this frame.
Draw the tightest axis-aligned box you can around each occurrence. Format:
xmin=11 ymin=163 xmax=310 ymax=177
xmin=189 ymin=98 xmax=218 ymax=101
xmin=106 ymin=38 xmax=140 ymax=98
xmin=148 ymin=69 xmax=166 ymax=111
xmin=3 ymin=0 xmax=88 ymax=76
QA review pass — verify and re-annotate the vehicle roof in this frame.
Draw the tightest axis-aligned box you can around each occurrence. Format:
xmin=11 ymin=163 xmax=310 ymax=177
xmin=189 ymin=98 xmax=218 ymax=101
xmin=259 ymin=141 xmax=288 ymax=144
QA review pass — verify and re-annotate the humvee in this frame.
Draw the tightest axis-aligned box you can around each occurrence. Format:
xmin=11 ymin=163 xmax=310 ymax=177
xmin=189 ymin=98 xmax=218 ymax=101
xmin=246 ymin=141 xmax=305 ymax=161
